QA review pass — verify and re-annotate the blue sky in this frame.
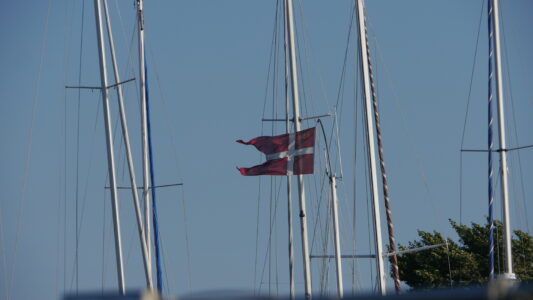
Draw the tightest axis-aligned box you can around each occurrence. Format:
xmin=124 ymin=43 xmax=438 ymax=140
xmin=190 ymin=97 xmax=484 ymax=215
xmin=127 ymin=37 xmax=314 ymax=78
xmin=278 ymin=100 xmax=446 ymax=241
xmin=1 ymin=0 xmax=532 ymax=299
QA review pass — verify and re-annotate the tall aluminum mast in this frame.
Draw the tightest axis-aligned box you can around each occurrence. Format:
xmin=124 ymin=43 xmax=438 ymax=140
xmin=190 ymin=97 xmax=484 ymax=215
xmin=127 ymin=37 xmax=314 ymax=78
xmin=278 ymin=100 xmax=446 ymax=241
xmin=491 ymin=0 xmax=515 ymax=280
xmin=136 ymin=0 xmax=152 ymax=279
xmin=283 ymin=6 xmax=295 ymax=298
xmin=356 ymin=0 xmax=386 ymax=294
xmin=93 ymin=0 xmax=126 ymax=293
xmin=285 ymin=0 xmax=312 ymax=297
xmin=330 ymin=175 xmax=344 ymax=298
xmin=101 ymin=0 xmax=153 ymax=288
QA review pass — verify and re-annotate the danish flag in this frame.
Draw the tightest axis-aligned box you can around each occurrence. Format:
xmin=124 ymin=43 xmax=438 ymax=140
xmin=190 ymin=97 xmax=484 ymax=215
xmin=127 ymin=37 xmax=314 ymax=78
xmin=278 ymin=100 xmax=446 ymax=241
xmin=237 ymin=127 xmax=315 ymax=176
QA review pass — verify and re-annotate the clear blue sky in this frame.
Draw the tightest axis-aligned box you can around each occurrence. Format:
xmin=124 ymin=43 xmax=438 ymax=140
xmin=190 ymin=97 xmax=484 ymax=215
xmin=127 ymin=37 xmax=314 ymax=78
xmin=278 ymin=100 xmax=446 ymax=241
xmin=1 ymin=0 xmax=532 ymax=299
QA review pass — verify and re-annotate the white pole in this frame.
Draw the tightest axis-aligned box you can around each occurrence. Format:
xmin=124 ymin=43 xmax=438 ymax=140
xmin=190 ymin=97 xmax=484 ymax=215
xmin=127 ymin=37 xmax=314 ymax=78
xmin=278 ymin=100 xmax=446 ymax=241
xmin=136 ymin=0 xmax=152 ymax=275
xmin=102 ymin=0 xmax=153 ymax=288
xmin=284 ymin=5 xmax=295 ymax=298
xmin=285 ymin=0 xmax=312 ymax=298
xmin=330 ymin=175 xmax=344 ymax=298
xmin=93 ymin=0 xmax=125 ymax=293
xmin=491 ymin=0 xmax=515 ymax=280
xmin=356 ymin=0 xmax=386 ymax=294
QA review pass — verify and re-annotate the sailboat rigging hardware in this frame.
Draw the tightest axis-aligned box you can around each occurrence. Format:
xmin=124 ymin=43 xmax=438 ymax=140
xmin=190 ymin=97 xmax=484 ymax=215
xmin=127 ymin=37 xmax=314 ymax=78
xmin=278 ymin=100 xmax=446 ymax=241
xmin=262 ymin=113 xmax=332 ymax=122
xmin=310 ymin=241 xmax=449 ymax=259
xmin=105 ymin=183 xmax=184 ymax=190
xmin=65 ymin=78 xmax=135 ymax=90
xmin=461 ymin=144 xmax=533 ymax=153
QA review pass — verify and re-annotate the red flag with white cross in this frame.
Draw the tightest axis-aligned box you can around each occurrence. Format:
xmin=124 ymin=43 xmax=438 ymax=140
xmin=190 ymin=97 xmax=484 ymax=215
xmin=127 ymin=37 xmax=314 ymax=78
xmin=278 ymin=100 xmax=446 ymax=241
xmin=236 ymin=127 xmax=315 ymax=176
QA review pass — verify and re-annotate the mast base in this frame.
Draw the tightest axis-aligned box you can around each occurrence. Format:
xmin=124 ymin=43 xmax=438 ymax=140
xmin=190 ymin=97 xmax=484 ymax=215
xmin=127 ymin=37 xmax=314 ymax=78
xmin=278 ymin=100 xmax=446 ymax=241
xmin=498 ymin=272 xmax=517 ymax=280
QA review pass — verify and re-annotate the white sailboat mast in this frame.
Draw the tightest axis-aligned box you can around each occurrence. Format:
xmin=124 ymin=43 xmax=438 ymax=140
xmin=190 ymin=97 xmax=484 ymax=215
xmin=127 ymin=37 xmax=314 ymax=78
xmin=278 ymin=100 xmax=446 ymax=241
xmin=285 ymin=0 xmax=312 ymax=298
xmin=283 ymin=6 xmax=296 ymax=298
xmin=330 ymin=175 xmax=344 ymax=298
xmin=491 ymin=0 xmax=515 ymax=280
xmin=356 ymin=0 xmax=386 ymax=294
xmin=93 ymin=0 xmax=126 ymax=293
xmin=136 ymin=0 xmax=152 ymax=276
xmin=101 ymin=0 xmax=153 ymax=288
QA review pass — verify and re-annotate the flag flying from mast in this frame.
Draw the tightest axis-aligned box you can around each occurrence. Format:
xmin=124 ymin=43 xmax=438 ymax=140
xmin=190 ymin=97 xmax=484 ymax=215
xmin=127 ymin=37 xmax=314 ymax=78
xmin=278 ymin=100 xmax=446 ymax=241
xmin=237 ymin=127 xmax=316 ymax=176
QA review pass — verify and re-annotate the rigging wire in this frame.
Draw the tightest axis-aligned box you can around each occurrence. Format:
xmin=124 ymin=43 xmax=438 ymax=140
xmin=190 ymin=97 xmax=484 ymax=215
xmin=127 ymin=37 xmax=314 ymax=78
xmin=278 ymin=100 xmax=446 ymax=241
xmin=64 ymin=72 xmax=68 ymax=295
xmin=60 ymin=0 xmax=76 ymax=293
xmin=373 ymin=30 xmax=442 ymax=231
xmin=282 ymin=2 xmax=296 ymax=296
xmin=330 ymin=1 xmax=357 ymax=186
xmin=144 ymin=58 xmax=164 ymax=293
xmin=351 ymin=2 xmax=362 ymax=291
xmin=296 ymin=3 xmax=325 ymax=293
xmin=180 ymin=184 xmax=193 ymax=291
xmin=362 ymin=94 xmax=374 ymax=292
xmin=360 ymin=8 xmax=401 ymax=291
xmin=267 ymin=5 xmax=281 ymax=292
xmin=69 ymin=94 xmax=103 ymax=290
xmin=144 ymin=5 xmax=196 ymax=289
xmin=499 ymin=3 xmax=530 ymax=234
xmin=267 ymin=7 xmax=282 ymax=293
xmin=293 ymin=3 xmax=336 ymax=290
xmin=158 ymin=231 xmax=171 ymax=295
xmin=256 ymin=0 xmax=281 ymax=293
xmin=499 ymin=3 xmax=532 ymax=274
xmin=55 ymin=106 xmax=63 ymax=296
xmin=0 ymin=185 xmax=8 ymax=300
xmin=258 ymin=179 xmax=282 ymax=293
xmin=459 ymin=0 xmax=485 ymax=226
xmin=295 ymin=0 xmax=334 ymax=117
xmin=356 ymin=37 xmax=374 ymax=290
xmin=352 ymin=35 xmax=361 ymax=296
xmin=146 ymin=42 xmax=194 ymax=293
xmin=7 ymin=0 xmax=52 ymax=298
xmin=101 ymin=186 xmax=108 ymax=291
xmin=74 ymin=0 xmax=86 ymax=293
xmin=254 ymin=177 xmax=263 ymax=295
xmin=294 ymin=0 xmax=313 ymax=122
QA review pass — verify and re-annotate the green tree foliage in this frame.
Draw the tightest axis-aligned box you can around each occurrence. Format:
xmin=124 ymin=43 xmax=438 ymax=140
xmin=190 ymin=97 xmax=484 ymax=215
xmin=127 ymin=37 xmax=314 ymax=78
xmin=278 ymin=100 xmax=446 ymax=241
xmin=393 ymin=220 xmax=533 ymax=289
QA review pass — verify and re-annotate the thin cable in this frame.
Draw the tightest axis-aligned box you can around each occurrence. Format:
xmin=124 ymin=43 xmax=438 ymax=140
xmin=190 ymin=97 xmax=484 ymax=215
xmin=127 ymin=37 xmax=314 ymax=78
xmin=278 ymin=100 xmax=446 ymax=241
xmin=330 ymin=6 xmax=356 ymax=184
xmin=352 ymin=5 xmax=362 ymax=290
xmin=69 ymin=94 xmax=102 ymax=290
xmin=145 ymin=60 xmax=163 ymax=293
xmin=145 ymin=36 xmax=194 ymax=291
xmin=180 ymin=186 xmax=193 ymax=291
xmin=74 ymin=1 xmax=86 ymax=292
xmin=55 ymin=108 xmax=63 ymax=296
xmin=7 ymin=0 xmax=52 ymax=298
xmin=459 ymin=0 xmax=485 ymax=225
xmin=0 ymin=191 xmax=8 ymax=300
xmin=282 ymin=2 xmax=295 ymax=297
xmin=158 ymin=231 xmax=171 ymax=295
xmin=258 ymin=179 xmax=282 ymax=294
xmin=358 ymin=40 xmax=374 ymax=291
xmin=374 ymin=35 xmax=441 ymax=227
xmin=499 ymin=4 xmax=530 ymax=234
xmin=253 ymin=177 xmax=263 ymax=294
xmin=256 ymin=1 xmax=282 ymax=293
xmin=361 ymin=9 xmax=400 ymax=292
xmin=101 ymin=188 xmax=108 ymax=292
xmin=62 ymin=0 xmax=76 ymax=292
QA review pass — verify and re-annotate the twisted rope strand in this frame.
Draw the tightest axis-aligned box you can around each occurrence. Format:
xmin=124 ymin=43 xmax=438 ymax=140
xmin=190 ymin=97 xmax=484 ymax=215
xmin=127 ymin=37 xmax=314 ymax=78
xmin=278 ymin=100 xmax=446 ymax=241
xmin=362 ymin=11 xmax=401 ymax=293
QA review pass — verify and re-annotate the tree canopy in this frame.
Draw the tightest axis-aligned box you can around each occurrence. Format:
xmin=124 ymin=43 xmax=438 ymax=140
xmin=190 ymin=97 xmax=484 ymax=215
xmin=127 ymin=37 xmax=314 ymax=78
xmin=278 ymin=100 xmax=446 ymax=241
xmin=393 ymin=220 xmax=533 ymax=289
